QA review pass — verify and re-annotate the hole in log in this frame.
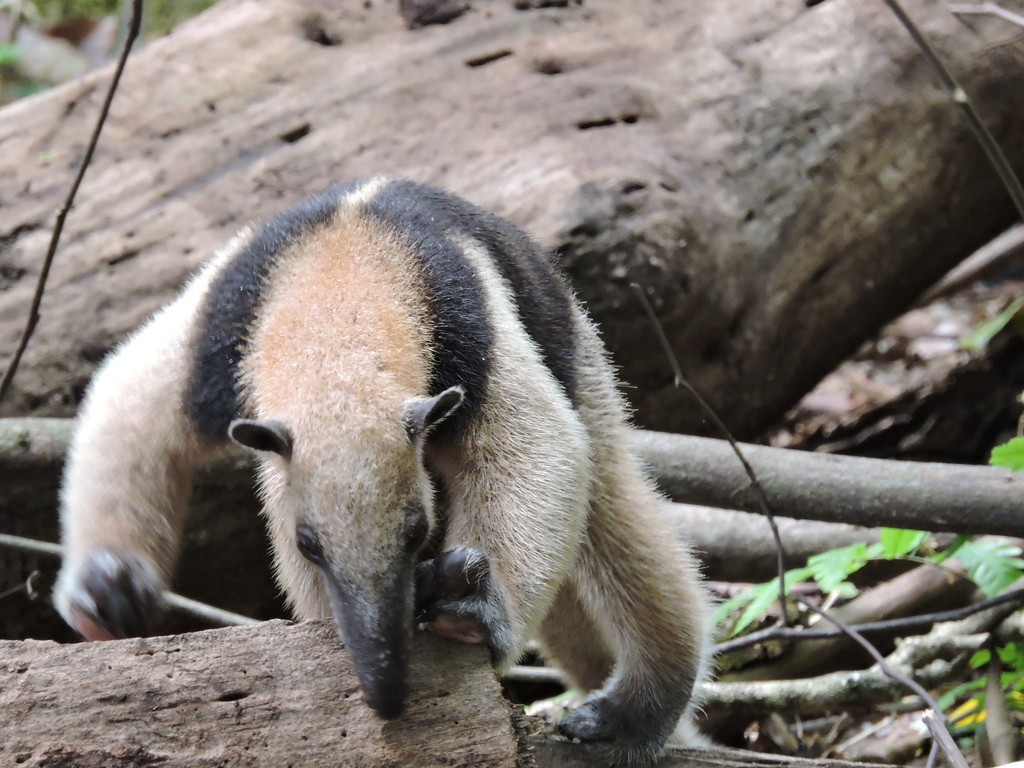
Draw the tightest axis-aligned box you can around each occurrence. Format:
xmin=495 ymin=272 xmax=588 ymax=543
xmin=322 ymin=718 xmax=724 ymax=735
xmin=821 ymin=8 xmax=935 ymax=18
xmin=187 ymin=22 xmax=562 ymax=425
xmin=465 ymin=49 xmax=513 ymax=68
xmin=280 ymin=123 xmax=312 ymax=144
xmin=576 ymin=117 xmax=617 ymax=130
xmin=533 ymin=57 xmax=565 ymax=75
xmin=300 ymin=13 xmax=343 ymax=46
xmin=217 ymin=690 xmax=252 ymax=702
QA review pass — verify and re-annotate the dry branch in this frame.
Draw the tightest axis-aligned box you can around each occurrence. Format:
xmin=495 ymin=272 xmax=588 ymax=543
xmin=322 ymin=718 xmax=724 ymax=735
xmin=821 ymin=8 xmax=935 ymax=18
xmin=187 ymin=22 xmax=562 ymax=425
xmin=704 ymin=592 xmax=1020 ymax=719
xmin=729 ymin=565 xmax=976 ymax=682
xmin=631 ymin=431 xmax=1024 ymax=537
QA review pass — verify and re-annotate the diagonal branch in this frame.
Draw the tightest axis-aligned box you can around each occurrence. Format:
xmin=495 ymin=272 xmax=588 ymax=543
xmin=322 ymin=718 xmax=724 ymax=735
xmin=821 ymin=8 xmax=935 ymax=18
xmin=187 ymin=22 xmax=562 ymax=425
xmin=0 ymin=0 xmax=144 ymax=405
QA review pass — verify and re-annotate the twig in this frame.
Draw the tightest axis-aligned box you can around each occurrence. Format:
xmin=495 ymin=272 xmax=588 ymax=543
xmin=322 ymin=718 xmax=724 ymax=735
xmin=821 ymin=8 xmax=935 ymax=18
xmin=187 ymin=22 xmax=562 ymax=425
xmin=714 ymin=585 xmax=1024 ymax=656
xmin=949 ymin=2 xmax=1024 ymax=29
xmin=922 ymin=710 xmax=971 ymax=768
xmin=918 ymin=223 xmax=1024 ymax=304
xmin=631 ymin=283 xmax=790 ymax=626
xmin=0 ymin=531 xmax=259 ymax=628
xmin=707 ymin=593 xmax=1021 ymax=716
xmin=163 ymin=593 xmax=260 ymax=628
xmin=882 ymin=0 xmax=1024 ymax=220
xmin=795 ymin=597 xmax=971 ymax=767
xmin=503 ymin=665 xmax=568 ymax=685
xmin=0 ymin=532 xmax=61 ymax=556
xmin=984 ymin=645 xmax=1017 ymax=766
xmin=795 ymin=597 xmax=945 ymax=714
xmin=703 ymin=632 xmax=984 ymax=715
xmin=0 ymin=572 xmax=37 ymax=601
xmin=0 ymin=0 xmax=144 ymax=405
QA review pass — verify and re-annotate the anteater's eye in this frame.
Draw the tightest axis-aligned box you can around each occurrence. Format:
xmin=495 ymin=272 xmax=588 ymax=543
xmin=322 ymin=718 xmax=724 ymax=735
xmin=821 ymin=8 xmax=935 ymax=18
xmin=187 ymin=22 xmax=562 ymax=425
xmin=296 ymin=525 xmax=325 ymax=566
xmin=403 ymin=508 xmax=429 ymax=554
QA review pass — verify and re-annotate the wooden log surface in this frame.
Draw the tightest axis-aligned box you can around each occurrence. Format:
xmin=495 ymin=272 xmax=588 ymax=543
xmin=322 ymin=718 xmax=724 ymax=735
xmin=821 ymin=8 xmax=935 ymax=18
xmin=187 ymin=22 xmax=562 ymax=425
xmin=1 ymin=0 xmax=1023 ymax=439
xmin=0 ymin=617 xmax=891 ymax=768
xmin=1 ymin=619 xmax=526 ymax=768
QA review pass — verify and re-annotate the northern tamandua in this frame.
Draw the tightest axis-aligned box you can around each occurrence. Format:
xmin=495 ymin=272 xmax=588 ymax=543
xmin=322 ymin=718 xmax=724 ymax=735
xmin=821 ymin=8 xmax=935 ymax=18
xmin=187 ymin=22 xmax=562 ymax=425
xmin=54 ymin=177 xmax=710 ymax=765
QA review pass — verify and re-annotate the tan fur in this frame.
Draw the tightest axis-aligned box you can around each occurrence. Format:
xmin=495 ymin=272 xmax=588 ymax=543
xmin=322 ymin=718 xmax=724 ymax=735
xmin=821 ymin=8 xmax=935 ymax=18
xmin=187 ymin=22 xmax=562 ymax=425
xmin=560 ymin=303 xmax=710 ymax=728
xmin=55 ymin=177 xmax=709 ymax=761
xmin=54 ymin=230 xmax=253 ymax=626
xmin=429 ymin=235 xmax=593 ymax=664
xmin=241 ymin=203 xmax=436 ymax=620
xmin=438 ymin=238 xmax=710 ymax=743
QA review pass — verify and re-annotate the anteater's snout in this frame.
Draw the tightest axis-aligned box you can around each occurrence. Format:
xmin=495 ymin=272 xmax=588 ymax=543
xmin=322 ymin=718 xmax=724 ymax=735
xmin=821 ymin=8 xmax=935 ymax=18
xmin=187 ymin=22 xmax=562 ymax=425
xmin=363 ymin=674 xmax=409 ymax=720
xmin=325 ymin=569 xmax=413 ymax=721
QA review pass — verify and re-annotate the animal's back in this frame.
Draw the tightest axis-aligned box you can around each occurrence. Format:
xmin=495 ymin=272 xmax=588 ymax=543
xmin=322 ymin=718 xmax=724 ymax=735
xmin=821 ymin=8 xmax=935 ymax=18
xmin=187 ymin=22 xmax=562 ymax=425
xmin=185 ymin=176 xmax=580 ymax=441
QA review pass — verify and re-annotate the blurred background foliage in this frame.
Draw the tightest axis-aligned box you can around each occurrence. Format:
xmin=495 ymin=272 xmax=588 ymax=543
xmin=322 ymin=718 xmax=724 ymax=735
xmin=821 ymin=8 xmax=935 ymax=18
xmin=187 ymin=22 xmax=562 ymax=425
xmin=1 ymin=0 xmax=217 ymax=105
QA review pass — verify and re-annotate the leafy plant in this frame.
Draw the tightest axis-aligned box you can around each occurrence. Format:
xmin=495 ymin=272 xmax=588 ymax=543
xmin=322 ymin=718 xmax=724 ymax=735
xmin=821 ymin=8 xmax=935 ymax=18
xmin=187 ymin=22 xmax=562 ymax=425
xmin=991 ymin=437 xmax=1024 ymax=471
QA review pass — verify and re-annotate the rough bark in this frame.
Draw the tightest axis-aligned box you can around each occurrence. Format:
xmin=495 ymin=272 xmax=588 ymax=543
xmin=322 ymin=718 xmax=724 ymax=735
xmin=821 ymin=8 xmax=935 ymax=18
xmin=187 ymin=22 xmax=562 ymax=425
xmin=0 ymin=616 xmax=889 ymax=768
xmin=1 ymin=0 xmax=1023 ymax=437
xmin=1 ymin=620 xmax=529 ymax=768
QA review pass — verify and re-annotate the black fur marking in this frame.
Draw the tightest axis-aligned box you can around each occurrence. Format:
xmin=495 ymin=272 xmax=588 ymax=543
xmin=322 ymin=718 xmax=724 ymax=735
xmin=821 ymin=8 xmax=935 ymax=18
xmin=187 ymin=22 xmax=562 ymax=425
xmin=186 ymin=182 xmax=364 ymax=439
xmin=363 ymin=181 xmax=578 ymax=422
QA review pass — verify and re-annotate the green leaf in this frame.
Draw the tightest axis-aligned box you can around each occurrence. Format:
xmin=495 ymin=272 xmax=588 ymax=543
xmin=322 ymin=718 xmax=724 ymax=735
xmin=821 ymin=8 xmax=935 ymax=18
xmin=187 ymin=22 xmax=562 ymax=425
xmin=970 ymin=649 xmax=992 ymax=669
xmin=954 ymin=538 xmax=1024 ymax=597
xmin=879 ymin=528 xmax=928 ymax=559
xmin=991 ymin=437 xmax=1024 ymax=471
xmin=934 ymin=534 xmax=972 ymax=565
xmin=716 ymin=566 xmax=813 ymax=636
xmin=808 ymin=543 xmax=870 ymax=594
xmin=938 ymin=678 xmax=986 ymax=711
xmin=962 ymin=296 xmax=1024 ymax=352
xmin=997 ymin=641 xmax=1024 ymax=670
xmin=0 ymin=43 xmax=19 ymax=67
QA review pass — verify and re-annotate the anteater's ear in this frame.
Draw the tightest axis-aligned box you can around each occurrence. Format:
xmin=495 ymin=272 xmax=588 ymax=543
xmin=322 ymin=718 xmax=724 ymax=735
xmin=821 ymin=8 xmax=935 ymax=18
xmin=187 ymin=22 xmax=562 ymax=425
xmin=229 ymin=419 xmax=293 ymax=458
xmin=404 ymin=386 xmax=465 ymax=438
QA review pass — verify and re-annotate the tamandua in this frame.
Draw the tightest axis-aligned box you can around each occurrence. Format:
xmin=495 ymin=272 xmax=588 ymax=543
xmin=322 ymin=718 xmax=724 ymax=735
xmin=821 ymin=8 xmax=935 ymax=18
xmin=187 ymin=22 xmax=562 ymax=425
xmin=54 ymin=177 xmax=710 ymax=765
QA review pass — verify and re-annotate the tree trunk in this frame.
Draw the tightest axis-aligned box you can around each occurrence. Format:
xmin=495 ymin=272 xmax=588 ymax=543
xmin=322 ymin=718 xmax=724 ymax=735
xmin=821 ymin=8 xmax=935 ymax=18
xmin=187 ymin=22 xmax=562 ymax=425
xmin=1 ymin=0 xmax=1023 ymax=437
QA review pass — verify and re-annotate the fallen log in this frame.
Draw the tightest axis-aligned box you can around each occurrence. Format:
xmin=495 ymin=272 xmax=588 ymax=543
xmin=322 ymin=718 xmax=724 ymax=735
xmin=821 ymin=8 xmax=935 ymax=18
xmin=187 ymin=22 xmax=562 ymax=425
xmin=1 ymin=620 xmax=525 ymax=768
xmin=631 ymin=431 xmax=1024 ymax=538
xmin=2 ymin=0 xmax=1023 ymax=439
xmin=0 ymin=617 xmax=891 ymax=768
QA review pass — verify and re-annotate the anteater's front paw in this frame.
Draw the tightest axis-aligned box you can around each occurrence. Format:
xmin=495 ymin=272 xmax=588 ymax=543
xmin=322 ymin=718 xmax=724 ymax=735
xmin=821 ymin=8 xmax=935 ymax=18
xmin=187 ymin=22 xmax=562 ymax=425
xmin=558 ymin=696 xmax=666 ymax=768
xmin=54 ymin=548 xmax=162 ymax=641
xmin=415 ymin=546 xmax=512 ymax=655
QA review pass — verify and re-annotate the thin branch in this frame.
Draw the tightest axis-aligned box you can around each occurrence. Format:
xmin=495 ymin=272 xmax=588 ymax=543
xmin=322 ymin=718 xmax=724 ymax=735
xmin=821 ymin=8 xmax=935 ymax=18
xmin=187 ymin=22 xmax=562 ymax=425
xmin=949 ymin=2 xmax=1024 ymax=29
xmin=0 ymin=532 xmax=61 ymax=556
xmin=714 ymin=585 xmax=1024 ymax=656
xmin=504 ymin=665 xmax=568 ymax=685
xmin=795 ymin=597 xmax=946 ymax=716
xmin=0 ymin=0 xmax=144 ymax=405
xmin=882 ymin=0 xmax=1024 ymax=220
xmin=796 ymin=595 xmax=972 ymax=768
xmin=922 ymin=710 xmax=971 ymax=768
xmin=0 ymin=571 xmax=38 ymax=601
xmin=631 ymin=283 xmax=790 ymax=626
xmin=984 ymin=645 xmax=1016 ymax=767
xmin=0 ymin=531 xmax=259 ymax=628
xmin=918 ymin=223 xmax=1024 ymax=304
xmin=163 ymin=593 xmax=260 ymax=628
